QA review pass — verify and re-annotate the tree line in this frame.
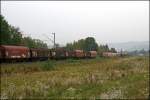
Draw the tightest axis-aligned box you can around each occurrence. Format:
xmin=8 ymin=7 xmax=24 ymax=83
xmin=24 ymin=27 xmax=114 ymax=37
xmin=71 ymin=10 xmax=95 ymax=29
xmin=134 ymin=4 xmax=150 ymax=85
xmin=65 ymin=37 xmax=98 ymax=51
xmin=0 ymin=15 xmax=48 ymax=48
xmin=65 ymin=37 xmax=117 ymax=54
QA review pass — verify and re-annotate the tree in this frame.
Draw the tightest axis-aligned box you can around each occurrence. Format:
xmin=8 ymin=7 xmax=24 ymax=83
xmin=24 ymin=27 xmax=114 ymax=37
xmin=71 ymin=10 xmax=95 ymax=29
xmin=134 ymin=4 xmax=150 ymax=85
xmin=9 ymin=26 xmax=22 ymax=45
xmin=65 ymin=43 xmax=74 ymax=51
xmin=0 ymin=15 xmax=11 ymax=44
xmin=0 ymin=15 xmax=23 ymax=45
xmin=110 ymin=48 xmax=117 ymax=53
xmin=84 ymin=37 xmax=98 ymax=51
xmin=98 ymin=44 xmax=117 ymax=56
xmin=21 ymin=37 xmax=48 ymax=48
xmin=65 ymin=37 xmax=98 ymax=51
xmin=1 ymin=15 xmax=48 ymax=48
xmin=21 ymin=37 xmax=35 ymax=48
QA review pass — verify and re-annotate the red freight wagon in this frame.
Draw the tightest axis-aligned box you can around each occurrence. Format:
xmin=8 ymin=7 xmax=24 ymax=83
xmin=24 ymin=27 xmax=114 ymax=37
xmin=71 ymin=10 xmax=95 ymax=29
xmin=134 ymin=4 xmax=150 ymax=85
xmin=30 ymin=48 xmax=51 ymax=60
xmin=72 ymin=50 xmax=85 ymax=58
xmin=67 ymin=51 xmax=73 ymax=58
xmin=86 ymin=51 xmax=97 ymax=58
xmin=0 ymin=45 xmax=30 ymax=61
xmin=90 ymin=51 xmax=97 ymax=58
xmin=51 ymin=48 xmax=67 ymax=59
xmin=0 ymin=46 xmax=5 ymax=60
xmin=102 ymin=52 xmax=119 ymax=57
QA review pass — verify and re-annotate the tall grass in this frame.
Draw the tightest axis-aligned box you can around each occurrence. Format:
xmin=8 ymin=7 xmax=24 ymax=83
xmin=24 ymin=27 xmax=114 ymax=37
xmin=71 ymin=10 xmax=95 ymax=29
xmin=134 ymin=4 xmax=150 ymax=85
xmin=1 ymin=60 xmax=56 ymax=76
xmin=0 ymin=56 xmax=149 ymax=99
xmin=41 ymin=60 xmax=55 ymax=71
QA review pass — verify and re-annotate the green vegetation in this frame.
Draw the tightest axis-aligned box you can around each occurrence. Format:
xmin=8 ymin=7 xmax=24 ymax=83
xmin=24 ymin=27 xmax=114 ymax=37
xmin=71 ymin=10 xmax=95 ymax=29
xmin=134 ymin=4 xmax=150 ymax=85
xmin=0 ymin=15 xmax=47 ymax=48
xmin=0 ymin=56 xmax=149 ymax=99
xmin=65 ymin=37 xmax=98 ymax=51
xmin=65 ymin=37 xmax=117 ymax=53
xmin=41 ymin=60 xmax=56 ymax=71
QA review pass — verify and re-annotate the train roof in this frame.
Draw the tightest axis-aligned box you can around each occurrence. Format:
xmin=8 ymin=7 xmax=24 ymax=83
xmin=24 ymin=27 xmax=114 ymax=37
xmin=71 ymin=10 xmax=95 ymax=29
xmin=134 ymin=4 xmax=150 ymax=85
xmin=74 ymin=49 xmax=83 ymax=51
xmin=0 ymin=45 xmax=29 ymax=49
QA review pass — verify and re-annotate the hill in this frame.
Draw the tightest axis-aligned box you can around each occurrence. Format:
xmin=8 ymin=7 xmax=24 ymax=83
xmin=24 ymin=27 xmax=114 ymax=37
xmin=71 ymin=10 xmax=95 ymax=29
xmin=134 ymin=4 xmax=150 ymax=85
xmin=108 ymin=41 xmax=149 ymax=52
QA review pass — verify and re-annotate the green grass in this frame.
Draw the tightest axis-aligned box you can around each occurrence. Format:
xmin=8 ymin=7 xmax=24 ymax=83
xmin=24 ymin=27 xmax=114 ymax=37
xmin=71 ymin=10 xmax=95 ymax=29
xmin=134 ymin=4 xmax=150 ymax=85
xmin=0 ymin=56 xmax=149 ymax=99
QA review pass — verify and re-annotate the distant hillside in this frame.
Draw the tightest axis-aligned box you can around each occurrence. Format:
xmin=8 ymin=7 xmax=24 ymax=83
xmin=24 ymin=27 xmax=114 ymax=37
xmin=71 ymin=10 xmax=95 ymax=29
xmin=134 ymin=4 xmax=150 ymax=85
xmin=108 ymin=41 xmax=149 ymax=52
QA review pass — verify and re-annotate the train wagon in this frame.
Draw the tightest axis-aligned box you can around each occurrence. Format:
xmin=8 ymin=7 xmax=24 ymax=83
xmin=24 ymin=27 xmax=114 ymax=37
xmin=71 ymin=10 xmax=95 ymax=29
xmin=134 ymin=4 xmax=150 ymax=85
xmin=0 ymin=45 xmax=30 ymax=62
xmin=0 ymin=46 xmax=5 ymax=62
xmin=67 ymin=51 xmax=73 ymax=58
xmin=30 ymin=48 xmax=51 ymax=61
xmin=102 ymin=52 xmax=120 ymax=57
xmin=72 ymin=50 xmax=85 ymax=58
xmin=51 ymin=48 xmax=68 ymax=60
xmin=86 ymin=51 xmax=97 ymax=58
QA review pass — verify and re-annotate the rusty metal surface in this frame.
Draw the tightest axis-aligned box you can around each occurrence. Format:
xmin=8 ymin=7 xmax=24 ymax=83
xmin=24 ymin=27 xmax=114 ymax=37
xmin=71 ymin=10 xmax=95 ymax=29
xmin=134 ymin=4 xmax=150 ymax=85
xmin=0 ymin=46 xmax=5 ymax=59
xmin=30 ymin=48 xmax=51 ymax=58
xmin=85 ymin=51 xmax=97 ymax=58
xmin=89 ymin=51 xmax=97 ymax=57
xmin=52 ymin=48 xmax=67 ymax=59
xmin=73 ymin=50 xmax=84 ymax=58
xmin=67 ymin=51 xmax=73 ymax=57
xmin=0 ymin=45 xmax=30 ymax=59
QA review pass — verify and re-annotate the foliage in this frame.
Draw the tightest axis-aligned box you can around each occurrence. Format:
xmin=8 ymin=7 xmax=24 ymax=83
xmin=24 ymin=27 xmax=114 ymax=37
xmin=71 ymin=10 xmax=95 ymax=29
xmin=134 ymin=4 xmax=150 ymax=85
xmin=98 ymin=44 xmax=109 ymax=55
xmin=65 ymin=36 xmax=117 ymax=55
xmin=0 ymin=15 xmax=47 ymax=48
xmin=0 ymin=15 xmax=22 ymax=45
xmin=41 ymin=60 xmax=55 ymax=71
xmin=98 ymin=44 xmax=117 ymax=55
xmin=21 ymin=37 xmax=48 ymax=48
xmin=84 ymin=37 xmax=98 ymax=51
xmin=65 ymin=37 xmax=98 ymax=51
xmin=110 ymin=48 xmax=117 ymax=53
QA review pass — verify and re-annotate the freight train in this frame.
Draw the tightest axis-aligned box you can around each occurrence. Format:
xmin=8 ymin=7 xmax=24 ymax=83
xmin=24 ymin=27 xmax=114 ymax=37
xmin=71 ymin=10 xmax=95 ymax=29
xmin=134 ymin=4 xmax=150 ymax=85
xmin=0 ymin=45 xmax=98 ymax=62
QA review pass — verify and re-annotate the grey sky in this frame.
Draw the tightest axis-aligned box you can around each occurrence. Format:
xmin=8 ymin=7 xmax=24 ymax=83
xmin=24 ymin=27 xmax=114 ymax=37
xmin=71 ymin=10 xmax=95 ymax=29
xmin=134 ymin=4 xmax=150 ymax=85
xmin=1 ymin=1 xmax=149 ymax=47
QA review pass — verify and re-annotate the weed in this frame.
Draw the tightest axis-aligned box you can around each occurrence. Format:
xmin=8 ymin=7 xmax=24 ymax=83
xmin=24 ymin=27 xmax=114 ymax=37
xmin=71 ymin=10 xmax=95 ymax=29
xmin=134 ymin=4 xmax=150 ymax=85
xmin=0 ymin=56 xmax=149 ymax=99
xmin=41 ymin=60 xmax=55 ymax=71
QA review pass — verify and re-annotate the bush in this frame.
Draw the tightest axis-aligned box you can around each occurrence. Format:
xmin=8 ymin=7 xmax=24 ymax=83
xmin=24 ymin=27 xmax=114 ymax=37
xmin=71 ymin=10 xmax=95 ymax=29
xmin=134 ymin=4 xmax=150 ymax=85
xmin=41 ymin=60 xmax=55 ymax=71
xmin=67 ymin=59 xmax=79 ymax=63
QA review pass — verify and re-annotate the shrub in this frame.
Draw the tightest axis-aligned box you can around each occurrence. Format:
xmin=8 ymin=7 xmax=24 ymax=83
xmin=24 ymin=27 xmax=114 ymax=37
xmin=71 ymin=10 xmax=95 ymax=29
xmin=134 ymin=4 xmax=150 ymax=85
xmin=41 ymin=60 xmax=55 ymax=71
xmin=67 ymin=59 xmax=78 ymax=63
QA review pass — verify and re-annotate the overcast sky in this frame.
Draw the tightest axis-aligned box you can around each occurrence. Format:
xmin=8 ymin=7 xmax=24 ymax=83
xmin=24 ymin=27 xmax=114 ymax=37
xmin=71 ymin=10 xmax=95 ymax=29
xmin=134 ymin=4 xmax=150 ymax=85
xmin=1 ymin=1 xmax=149 ymax=47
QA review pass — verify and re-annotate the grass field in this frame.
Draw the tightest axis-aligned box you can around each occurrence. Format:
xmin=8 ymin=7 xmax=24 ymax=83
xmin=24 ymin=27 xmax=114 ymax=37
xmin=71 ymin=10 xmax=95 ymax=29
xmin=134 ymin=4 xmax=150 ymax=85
xmin=0 ymin=56 xmax=149 ymax=99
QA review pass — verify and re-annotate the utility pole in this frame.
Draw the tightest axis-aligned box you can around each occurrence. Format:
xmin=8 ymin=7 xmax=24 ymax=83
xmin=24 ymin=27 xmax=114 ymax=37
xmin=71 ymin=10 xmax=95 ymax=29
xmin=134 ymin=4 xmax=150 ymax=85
xmin=52 ymin=33 xmax=55 ymax=49
xmin=120 ymin=48 xmax=123 ymax=56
